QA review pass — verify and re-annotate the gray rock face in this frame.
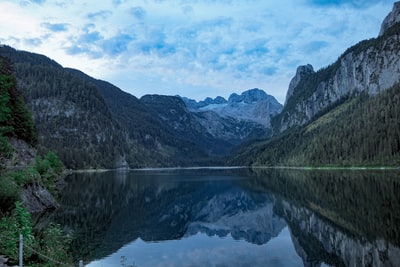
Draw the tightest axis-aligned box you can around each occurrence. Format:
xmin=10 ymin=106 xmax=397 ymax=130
xmin=21 ymin=182 xmax=59 ymax=214
xmin=280 ymin=15 xmax=400 ymax=131
xmin=4 ymin=138 xmax=36 ymax=168
xmin=183 ymin=89 xmax=282 ymax=142
xmin=379 ymin=1 xmax=400 ymax=36
xmin=285 ymin=64 xmax=315 ymax=105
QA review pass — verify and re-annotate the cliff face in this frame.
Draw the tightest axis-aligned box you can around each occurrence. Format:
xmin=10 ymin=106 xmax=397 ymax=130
xmin=284 ymin=64 xmax=314 ymax=106
xmin=279 ymin=2 xmax=400 ymax=132
xmin=183 ymin=89 xmax=282 ymax=144
xmin=379 ymin=1 xmax=400 ymax=36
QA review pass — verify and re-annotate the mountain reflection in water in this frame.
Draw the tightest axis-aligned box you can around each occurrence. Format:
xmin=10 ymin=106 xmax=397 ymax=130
xmin=50 ymin=168 xmax=400 ymax=267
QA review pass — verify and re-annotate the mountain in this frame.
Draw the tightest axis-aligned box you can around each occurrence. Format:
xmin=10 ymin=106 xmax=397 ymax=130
xmin=0 ymin=46 xmax=214 ymax=169
xmin=0 ymin=46 xmax=281 ymax=168
xmin=275 ymin=3 xmax=400 ymax=132
xmin=140 ymin=94 xmax=233 ymax=155
xmin=232 ymin=2 xmax=400 ymax=167
xmin=182 ymin=89 xmax=283 ymax=145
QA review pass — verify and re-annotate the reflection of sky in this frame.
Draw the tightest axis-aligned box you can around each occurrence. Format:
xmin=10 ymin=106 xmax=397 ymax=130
xmin=86 ymin=227 xmax=302 ymax=267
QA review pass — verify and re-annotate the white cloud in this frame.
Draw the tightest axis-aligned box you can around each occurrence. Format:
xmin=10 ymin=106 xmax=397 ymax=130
xmin=0 ymin=0 xmax=395 ymax=103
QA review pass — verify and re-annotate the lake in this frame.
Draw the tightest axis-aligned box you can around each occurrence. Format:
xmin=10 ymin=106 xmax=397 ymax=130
xmin=50 ymin=167 xmax=400 ymax=267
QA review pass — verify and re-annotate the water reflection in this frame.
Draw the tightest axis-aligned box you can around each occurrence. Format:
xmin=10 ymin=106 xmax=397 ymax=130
xmin=51 ymin=168 xmax=400 ymax=267
xmin=249 ymin=168 xmax=400 ymax=267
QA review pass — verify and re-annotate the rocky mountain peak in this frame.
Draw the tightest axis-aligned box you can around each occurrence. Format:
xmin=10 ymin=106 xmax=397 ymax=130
xmin=228 ymin=88 xmax=269 ymax=104
xmin=379 ymin=1 xmax=400 ymax=36
xmin=284 ymin=64 xmax=314 ymax=105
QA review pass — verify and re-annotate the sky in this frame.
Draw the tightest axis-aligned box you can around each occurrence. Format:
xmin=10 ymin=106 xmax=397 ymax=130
xmin=0 ymin=0 xmax=395 ymax=103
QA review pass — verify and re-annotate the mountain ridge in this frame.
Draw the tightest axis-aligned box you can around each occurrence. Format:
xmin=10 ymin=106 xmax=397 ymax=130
xmin=0 ymin=45 xmax=280 ymax=168
xmin=232 ymin=2 xmax=400 ymax=167
xmin=276 ymin=2 xmax=400 ymax=132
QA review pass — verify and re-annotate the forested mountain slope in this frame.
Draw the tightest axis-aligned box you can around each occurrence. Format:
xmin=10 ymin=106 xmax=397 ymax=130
xmin=0 ymin=56 xmax=37 ymax=166
xmin=232 ymin=3 xmax=400 ymax=167
xmin=232 ymin=79 xmax=400 ymax=167
xmin=275 ymin=9 xmax=400 ymax=132
xmin=0 ymin=46 xmax=210 ymax=168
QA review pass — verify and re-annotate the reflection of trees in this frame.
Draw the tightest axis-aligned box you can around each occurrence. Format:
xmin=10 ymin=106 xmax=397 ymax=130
xmin=249 ymin=168 xmax=400 ymax=246
xmin=51 ymin=169 xmax=279 ymax=262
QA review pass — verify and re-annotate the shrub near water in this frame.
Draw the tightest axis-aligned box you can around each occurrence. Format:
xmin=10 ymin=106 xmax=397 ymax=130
xmin=0 ymin=201 xmax=34 ymax=264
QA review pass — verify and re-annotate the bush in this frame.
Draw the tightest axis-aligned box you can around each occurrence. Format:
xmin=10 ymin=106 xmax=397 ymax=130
xmin=0 ymin=173 xmax=19 ymax=213
xmin=35 ymin=151 xmax=64 ymax=195
xmin=0 ymin=201 xmax=34 ymax=264
xmin=29 ymin=224 xmax=74 ymax=267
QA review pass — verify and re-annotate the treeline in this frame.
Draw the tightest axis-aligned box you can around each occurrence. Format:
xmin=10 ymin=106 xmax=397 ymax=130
xmin=0 ymin=45 xmax=218 ymax=169
xmin=0 ymin=57 xmax=73 ymax=266
xmin=0 ymin=56 xmax=37 ymax=152
xmin=233 ymin=82 xmax=400 ymax=167
xmin=0 ymin=46 xmax=126 ymax=169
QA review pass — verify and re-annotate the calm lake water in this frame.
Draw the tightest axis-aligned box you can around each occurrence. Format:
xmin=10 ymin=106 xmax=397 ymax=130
xmin=51 ymin=168 xmax=400 ymax=267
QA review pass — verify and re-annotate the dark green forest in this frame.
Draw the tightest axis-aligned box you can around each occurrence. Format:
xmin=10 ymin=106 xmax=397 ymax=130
xmin=0 ymin=56 xmax=37 ymax=165
xmin=232 ymin=82 xmax=400 ymax=167
xmin=2 ymin=31 xmax=400 ymax=168
xmin=0 ymin=57 xmax=73 ymax=266
xmin=0 ymin=46 xmax=214 ymax=169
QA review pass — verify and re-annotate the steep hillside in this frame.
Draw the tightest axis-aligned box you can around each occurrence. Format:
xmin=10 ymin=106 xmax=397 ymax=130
xmin=141 ymin=94 xmax=233 ymax=155
xmin=0 ymin=56 xmax=37 ymax=167
xmin=275 ymin=3 xmax=400 ymax=132
xmin=0 ymin=46 xmax=127 ymax=169
xmin=65 ymin=69 xmax=212 ymax=167
xmin=0 ymin=46 xmax=212 ymax=168
xmin=233 ymin=82 xmax=400 ymax=167
xmin=233 ymin=3 xmax=400 ymax=167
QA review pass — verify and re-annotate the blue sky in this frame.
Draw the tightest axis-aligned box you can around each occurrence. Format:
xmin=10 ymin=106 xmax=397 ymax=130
xmin=0 ymin=0 xmax=395 ymax=103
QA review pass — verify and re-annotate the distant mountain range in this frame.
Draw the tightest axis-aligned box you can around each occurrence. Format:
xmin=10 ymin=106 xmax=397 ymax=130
xmin=1 ymin=2 xmax=400 ymax=168
xmin=0 ymin=45 xmax=281 ymax=168
xmin=180 ymin=89 xmax=282 ymax=148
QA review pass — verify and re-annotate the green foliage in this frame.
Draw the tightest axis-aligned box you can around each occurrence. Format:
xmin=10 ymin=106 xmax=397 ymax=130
xmin=8 ymin=167 xmax=40 ymax=186
xmin=29 ymin=223 xmax=74 ymax=267
xmin=35 ymin=151 xmax=64 ymax=195
xmin=0 ymin=201 xmax=34 ymax=264
xmin=0 ymin=46 xmax=220 ymax=169
xmin=0 ymin=135 xmax=12 ymax=168
xmin=0 ymin=173 xmax=19 ymax=213
xmin=234 ymin=82 xmax=400 ymax=167
xmin=0 ymin=158 xmax=71 ymax=266
xmin=0 ymin=168 xmax=40 ymax=214
xmin=0 ymin=56 xmax=37 ymax=147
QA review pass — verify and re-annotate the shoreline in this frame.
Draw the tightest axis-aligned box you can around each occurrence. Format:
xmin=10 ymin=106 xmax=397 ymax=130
xmin=66 ymin=165 xmax=400 ymax=173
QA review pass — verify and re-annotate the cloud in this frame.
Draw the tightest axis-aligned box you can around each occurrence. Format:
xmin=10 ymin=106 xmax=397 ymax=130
xmin=41 ymin=22 xmax=69 ymax=32
xmin=308 ymin=0 xmax=387 ymax=8
xmin=87 ymin=10 xmax=112 ymax=20
xmin=243 ymin=39 xmax=270 ymax=57
xmin=24 ymin=38 xmax=42 ymax=46
xmin=0 ymin=0 xmax=393 ymax=103
xmin=129 ymin=6 xmax=146 ymax=20
xmin=101 ymin=33 xmax=135 ymax=56
xmin=30 ymin=0 xmax=46 ymax=4
xmin=303 ymin=40 xmax=329 ymax=53
xmin=65 ymin=29 xmax=134 ymax=58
